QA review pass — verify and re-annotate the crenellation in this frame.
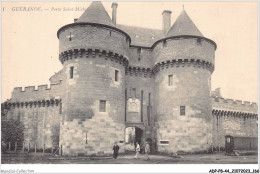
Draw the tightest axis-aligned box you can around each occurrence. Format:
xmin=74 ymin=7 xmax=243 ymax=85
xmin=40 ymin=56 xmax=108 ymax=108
xmin=243 ymin=101 xmax=250 ymax=106
xmin=226 ymin=99 xmax=233 ymax=104
xmin=24 ymin=86 xmax=35 ymax=92
xmin=234 ymin=100 xmax=242 ymax=105
xmin=251 ymin=102 xmax=257 ymax=109
xmin=218 ymin=98 xmax=225 ymax=103
xmin=38 ymin=85 xmax=48 ymax=90
xmin=13 ymin=87 xmax=22 ymax=92
xmin=212 ymin=96 xmax=258 ymax=113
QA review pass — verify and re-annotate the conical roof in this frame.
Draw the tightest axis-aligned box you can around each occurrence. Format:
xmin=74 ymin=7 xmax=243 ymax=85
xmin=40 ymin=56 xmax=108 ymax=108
xmin=166 ymin=10 xmax=203 ymax=37
xmin=76 ymin=1 xmax=115 ymax=27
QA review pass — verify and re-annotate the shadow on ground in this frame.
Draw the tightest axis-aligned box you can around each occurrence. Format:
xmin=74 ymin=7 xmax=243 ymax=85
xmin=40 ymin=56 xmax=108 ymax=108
xmin=1 ymin=151 xmax=258 ymax=164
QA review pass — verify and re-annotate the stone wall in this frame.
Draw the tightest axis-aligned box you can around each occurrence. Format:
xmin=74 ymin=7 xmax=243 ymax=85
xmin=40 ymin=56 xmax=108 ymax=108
xmin=128 ymin=47 xmax=153 ymax=68
xmin=58 ymin=25 xmax=130 ymax=59
xmin=153 ymin=36 xmax=215 ymax=153
xmin=153 ymin=38 xmax=215 ymax=65
xmin=11 ymin=82 xmax=63 ymax=102
xmin=154 ymin=66 xmax=212 ymax=153
xmin=49 ymin=69 xmax=63 ymax=84
xmin=212 ymin=97 xmax=258 ymax=148
xmin=59 ymin=51 xmax=126 ymax=155
xmin=125 ymin=75 xmax=154 ymax=123
xmin=4 ymin=100 xmax=61 ymax=149
xmin=4 ymin=81 xmax=63 ymax=150
xmin=60 ymin=100 xmax=125 ymax=156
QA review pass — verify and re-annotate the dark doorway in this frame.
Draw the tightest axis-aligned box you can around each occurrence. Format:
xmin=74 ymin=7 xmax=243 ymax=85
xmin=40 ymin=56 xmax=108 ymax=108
xmin=125 ymin=126 xmax=144 ymax=151
xmin=135 ymin=127 xmax=143 ymax=145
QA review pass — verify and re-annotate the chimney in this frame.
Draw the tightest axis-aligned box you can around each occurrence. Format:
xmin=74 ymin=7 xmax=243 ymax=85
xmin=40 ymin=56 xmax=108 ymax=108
xmin=111 ymin=2 xmax=118 ymax=25
xmin=162 ymin=10 xmax=172 ymax=35
xmin=215 ymin=88 xmax=222 ymax=98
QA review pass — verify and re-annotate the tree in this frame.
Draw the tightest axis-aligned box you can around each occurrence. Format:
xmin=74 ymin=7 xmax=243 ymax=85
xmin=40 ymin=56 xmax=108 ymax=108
xmin=1 ymin=107 xmax=25 ymax=152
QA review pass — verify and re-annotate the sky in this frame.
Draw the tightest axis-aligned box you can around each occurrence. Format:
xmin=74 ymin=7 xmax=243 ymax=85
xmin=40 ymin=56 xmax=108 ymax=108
xmin=1 ymin=1 xmax=258 ymax=103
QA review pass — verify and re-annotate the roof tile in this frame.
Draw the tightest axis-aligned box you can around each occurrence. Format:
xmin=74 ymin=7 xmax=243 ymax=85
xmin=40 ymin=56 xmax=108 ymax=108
xmin=117 ymin=24 xmax=164 ymax=47
xmin=76 ymin=1 xmax=115 ymax=27
xmin=166 ymin=10 xmax=203 ymax=37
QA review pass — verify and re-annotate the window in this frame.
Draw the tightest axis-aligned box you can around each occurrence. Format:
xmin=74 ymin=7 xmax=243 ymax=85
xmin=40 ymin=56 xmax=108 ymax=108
xmin=148 ymin=93 xmax=151 ymax=106
xmin=147 ymin=106 xmax=151 ymax=126
xmin=168 ymin=75 xmax=173 ymax=86
xmin=180 ymin=106 xmax=185 ymax=116
xmin=197 ymin=38 xmax=201 ymax=45
xmin=160 ymin=141 xmax=169 ymax=145
xmin=70 ymin=66 xmax=74 ymax=79
xmin=99 ymin=100 xmax=106 ymax=112
xmin=137 ymin=48 xmax=141 ymax=61
xmin=110 ymin=31 xmax=112 ymax=36
xmin=115 ymin=70 xmax=119 ymax=82
xmin=137 ymin=47 xmax=141 ymax=54
xmin=59 ymin=102 xmax=62 ymax=114
xmin=85 ymin=132 xmax=88 ymax=144
xmin=163 ymin=40 xmax=167 ymax=47
xmin=131 ymin=88 xmax=136 ymax=98
xmin=69 ymin=32 xmax=72 ymax=41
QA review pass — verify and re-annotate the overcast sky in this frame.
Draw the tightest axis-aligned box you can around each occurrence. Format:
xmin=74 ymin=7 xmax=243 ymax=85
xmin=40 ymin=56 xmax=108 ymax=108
xmin=1 ymin=1 xmax=258 ymax=103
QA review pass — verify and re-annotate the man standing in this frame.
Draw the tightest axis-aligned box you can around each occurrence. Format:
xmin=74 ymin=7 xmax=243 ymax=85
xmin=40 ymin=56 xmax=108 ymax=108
xmin=144 ymin=141 xmax=150 ymax=160
xmin=112 ymin=142 xmax=119 ymax=159
xmin=134 ymin=142 xmax=141 ymax=159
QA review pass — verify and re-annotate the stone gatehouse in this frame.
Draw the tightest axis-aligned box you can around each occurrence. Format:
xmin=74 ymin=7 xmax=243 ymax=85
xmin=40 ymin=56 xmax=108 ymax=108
xmin=2 ymin=2 xmax=258 ymax=156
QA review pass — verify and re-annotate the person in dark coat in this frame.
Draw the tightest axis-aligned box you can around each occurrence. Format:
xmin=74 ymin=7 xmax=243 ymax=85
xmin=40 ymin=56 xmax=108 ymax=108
xmin=112 ymin=142 xmax=120 ymax=159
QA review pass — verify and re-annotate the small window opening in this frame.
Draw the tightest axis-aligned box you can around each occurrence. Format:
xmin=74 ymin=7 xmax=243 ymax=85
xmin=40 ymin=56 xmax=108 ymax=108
xmin=131 ymin=88 xmax=136 ymax=98
xmin=163 ymin=40 xmax=167 ymax=47
xmin=137 ymin=48 xmax=141 ymax=61
xmin=147 ymin=105 xmax=151 ymax=126
xmin=115 ymin=70 xmax=119 ymax=82
xmin=160 ymin=141 xmax=169 ymax=145
xmin=148 ymin=93 xmax=151 ymax=106
xmin=137 ymin=47 xmax=141 ymax=54
xmin=85 ymin=132 xmax=88 ymax=144
xmin=99 ymin=100 xmax=106 ymax=112
xmin=70 ymin=66 xmax=74 ymax=79
xmin=110 ymin=31 xmax=112 ymax=36
xmin=197 ymin=38 xmax=201 ymax=45
xmin=59 ymin=102 xmax=62 ymax=114
xmin=168 ymin=75 xmax=173 ymax=86
xmin=180 ymin=106 xmax=185 ymax=116
xmin=69 ymin=32 xmax=72 ymax=41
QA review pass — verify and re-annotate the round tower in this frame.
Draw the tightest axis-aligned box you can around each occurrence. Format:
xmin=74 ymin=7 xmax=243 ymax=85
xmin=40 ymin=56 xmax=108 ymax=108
xmin=154 ymin=10 xmax=217 ymax=153
xmin=57 ymin=2 xmax=130 ymax=156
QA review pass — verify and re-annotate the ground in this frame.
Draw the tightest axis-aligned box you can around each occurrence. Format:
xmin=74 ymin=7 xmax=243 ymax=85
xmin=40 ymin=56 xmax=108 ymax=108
xmin=1 ymin=152 xmax=258 ymax=164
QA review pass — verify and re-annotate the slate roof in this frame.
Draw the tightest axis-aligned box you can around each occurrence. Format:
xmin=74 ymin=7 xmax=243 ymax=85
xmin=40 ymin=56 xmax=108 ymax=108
xmin=166 ymin=10 xmax=203 ymax=37
xmin=76 ymin=1 xmax=115 ymax=27
xmin=117 ymin=24 xmax=164 ymax=47
xmin=117 ymin=10 xmax=204 ymax=47
xmin=75 ymin=2 xmax=204 ymax=47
